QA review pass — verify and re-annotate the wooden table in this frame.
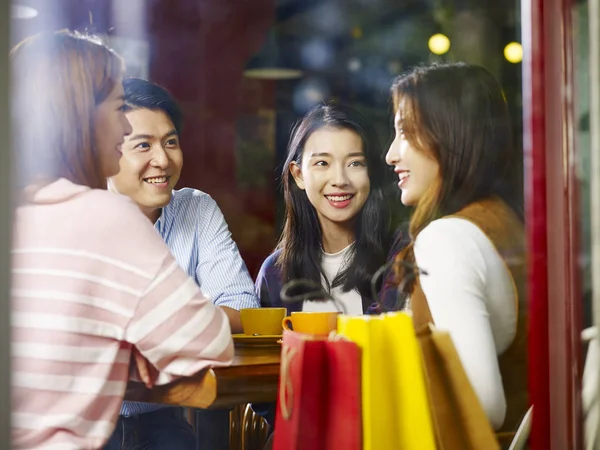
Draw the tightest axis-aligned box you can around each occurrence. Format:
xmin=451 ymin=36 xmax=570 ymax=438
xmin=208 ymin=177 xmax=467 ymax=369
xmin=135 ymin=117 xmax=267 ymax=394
xmin=125 ymin=346 xmax=281 ymax=409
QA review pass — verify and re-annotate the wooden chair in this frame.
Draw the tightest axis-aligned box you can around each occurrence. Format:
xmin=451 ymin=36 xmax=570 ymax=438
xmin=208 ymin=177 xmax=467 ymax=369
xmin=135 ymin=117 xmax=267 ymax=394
xmin=230 ymin=403 xmax=269 ymax=450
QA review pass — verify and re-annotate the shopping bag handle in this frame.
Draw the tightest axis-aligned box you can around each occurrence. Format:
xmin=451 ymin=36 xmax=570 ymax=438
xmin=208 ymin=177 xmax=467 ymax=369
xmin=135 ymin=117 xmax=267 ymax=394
xmin=279 ymin=344 xmax=298 ymax=420
xmin=280 ymin=278 xmax=348 ymax=314
xmin=414 ymin=321 xmax=437 ymax=337
xmin=370 ymin=260 xmax=428 ymax=312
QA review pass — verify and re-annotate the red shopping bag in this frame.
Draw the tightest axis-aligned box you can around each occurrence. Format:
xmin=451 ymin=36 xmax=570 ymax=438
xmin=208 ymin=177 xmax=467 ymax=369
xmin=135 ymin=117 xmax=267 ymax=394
xmin=273 ymin=330 xmax=362 ymax=450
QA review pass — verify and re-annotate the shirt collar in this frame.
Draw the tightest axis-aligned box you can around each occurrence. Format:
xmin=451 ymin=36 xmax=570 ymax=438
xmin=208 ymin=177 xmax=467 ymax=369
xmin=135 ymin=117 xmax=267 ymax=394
xmin=154 ymin=207 xmax=166 ymax=233
xmin=153 ymin=191 xmax=176 ymax=234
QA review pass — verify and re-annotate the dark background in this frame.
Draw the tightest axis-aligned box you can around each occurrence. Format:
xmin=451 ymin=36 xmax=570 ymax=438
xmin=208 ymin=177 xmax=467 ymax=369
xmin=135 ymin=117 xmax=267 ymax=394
xmin=11 ymin=0 xmax=522 ymax=277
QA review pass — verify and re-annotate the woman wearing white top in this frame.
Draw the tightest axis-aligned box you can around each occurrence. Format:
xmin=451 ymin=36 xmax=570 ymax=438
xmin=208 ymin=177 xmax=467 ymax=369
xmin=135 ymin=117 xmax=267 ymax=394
xmin=384 ymin=62 xmax=526 ymax=433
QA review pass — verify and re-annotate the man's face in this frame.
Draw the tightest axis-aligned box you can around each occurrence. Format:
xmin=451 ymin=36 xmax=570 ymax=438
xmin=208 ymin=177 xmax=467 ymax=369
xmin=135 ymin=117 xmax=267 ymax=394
xmin=109 ymin=108 xmax=183 ymax=221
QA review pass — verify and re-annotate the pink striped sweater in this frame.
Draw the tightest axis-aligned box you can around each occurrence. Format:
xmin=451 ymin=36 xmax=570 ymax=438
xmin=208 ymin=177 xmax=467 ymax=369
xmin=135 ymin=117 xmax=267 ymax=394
xmin=11 ymin=179 xmax=234 ymax=449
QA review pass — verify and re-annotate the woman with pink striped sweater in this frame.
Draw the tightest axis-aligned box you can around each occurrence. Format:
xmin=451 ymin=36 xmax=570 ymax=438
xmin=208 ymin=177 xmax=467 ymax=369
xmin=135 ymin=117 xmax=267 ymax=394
xmin=10 ymin=31 xmax=234 ymax=449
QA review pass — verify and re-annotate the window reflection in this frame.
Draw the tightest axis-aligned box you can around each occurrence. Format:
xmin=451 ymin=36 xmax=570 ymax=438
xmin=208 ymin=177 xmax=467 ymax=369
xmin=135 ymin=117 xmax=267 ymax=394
xmin=9 ymin=0 xmax=535 ymax=448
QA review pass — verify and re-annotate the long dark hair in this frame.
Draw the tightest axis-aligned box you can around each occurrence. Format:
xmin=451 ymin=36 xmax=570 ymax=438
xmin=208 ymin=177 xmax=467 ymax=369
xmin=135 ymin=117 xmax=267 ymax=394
xmin=391 ymin=62 xmax=523 ymax=295
xmin=276 ymin=103 xmax=392 ymax=307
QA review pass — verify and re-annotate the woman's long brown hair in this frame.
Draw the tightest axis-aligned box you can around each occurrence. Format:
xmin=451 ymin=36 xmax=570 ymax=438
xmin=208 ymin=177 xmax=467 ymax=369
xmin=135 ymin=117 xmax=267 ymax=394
xmin=390 ymin=62 xmax=523 ymax=298
xmin=11 ymin=30 xmax=123 ymax=191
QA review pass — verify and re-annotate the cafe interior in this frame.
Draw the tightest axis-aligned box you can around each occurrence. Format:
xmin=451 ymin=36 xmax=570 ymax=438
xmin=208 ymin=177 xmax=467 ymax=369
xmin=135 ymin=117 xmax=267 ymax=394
xmin=3 ymin=0 xmax=600 ymax=449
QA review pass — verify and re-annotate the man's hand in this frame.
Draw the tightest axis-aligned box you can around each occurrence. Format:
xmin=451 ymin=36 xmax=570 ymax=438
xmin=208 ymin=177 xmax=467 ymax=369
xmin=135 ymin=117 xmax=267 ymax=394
xmin=133 ymin=348 xmax=159 ymax=388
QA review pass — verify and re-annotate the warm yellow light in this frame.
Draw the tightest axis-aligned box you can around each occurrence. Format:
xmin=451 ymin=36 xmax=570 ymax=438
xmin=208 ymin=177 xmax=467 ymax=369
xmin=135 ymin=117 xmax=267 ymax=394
xmin=504 ymin=42 xmax=523 ymax=63
xmin=352 ymin=27 xmax=363 ymax=39
xmin=428 ymin=33 xmax=450 ymax=55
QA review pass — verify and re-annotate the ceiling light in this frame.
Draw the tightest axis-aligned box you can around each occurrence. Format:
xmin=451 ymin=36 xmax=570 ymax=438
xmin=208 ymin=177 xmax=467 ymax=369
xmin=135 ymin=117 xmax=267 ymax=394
xmin=428 ymin=33 xmax=450 ymax=56
xmin=244 ymin=32 xmax=302 ymax=80
xmin=504 ymin=42 xmax=523 ymax=64
xmin=244 ymin=68 xmax=303 ymax=80
xmin=347 ymin=58 xmax=362 ymax=72
xmin=11 ymin=5 xmax=38 ymax=20
xmin=293 ymin=78 xmax=329 ymax=113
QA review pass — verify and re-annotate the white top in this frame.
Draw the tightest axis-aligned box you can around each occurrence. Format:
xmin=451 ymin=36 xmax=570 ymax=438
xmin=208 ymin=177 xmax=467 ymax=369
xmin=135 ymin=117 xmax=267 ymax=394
xmin=302 ymin=244 xmax=364 ymax=315
xmin=413 ymin=217 xmax=517 ymax=430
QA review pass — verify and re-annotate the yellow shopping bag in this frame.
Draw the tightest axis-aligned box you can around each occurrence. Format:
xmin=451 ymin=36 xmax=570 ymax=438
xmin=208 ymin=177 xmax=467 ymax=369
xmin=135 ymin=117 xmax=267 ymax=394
xmin=338 ymin=312 xmax=436 ymax=450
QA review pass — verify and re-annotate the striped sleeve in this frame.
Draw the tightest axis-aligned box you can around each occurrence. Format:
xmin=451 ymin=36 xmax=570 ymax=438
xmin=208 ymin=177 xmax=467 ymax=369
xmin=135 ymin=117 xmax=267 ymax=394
xmin=124 ymin=254 xmax=234 ymax=385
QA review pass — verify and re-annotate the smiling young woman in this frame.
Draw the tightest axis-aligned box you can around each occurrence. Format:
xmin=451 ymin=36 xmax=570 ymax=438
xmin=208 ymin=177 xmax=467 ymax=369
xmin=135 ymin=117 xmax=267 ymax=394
xmin=385 ymin=62 xmax=527 ymax=442
xmin=10 ymin=31 xmax=234 ymax=449
xmin=255 ymin=102 xmax=393 ymax=316
xmin=11 ymin=31 xmax=131 ymax=191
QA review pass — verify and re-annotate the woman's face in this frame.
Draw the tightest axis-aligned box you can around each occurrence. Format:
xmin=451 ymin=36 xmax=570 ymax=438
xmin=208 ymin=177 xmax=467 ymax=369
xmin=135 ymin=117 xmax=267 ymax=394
xmin=94 ymin=77 xmax=133 ymax=179
xmin=386 ymin=110 xmax=439 ymax=206
xmin=290 ymin=127 xmax=371 ymax=230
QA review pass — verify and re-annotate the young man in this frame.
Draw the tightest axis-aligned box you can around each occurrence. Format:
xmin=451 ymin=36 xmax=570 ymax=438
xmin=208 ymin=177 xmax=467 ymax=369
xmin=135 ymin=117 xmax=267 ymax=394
xmin=105 ymin=78 xmax=259 ymax=450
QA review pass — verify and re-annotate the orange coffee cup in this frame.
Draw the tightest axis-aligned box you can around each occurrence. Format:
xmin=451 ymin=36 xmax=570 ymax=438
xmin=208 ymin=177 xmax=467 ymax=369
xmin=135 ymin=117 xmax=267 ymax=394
xmin=240 ymin=308 xmax=286 ymax=335
xmin=281 ymin=311 xmax=340 ymax=335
